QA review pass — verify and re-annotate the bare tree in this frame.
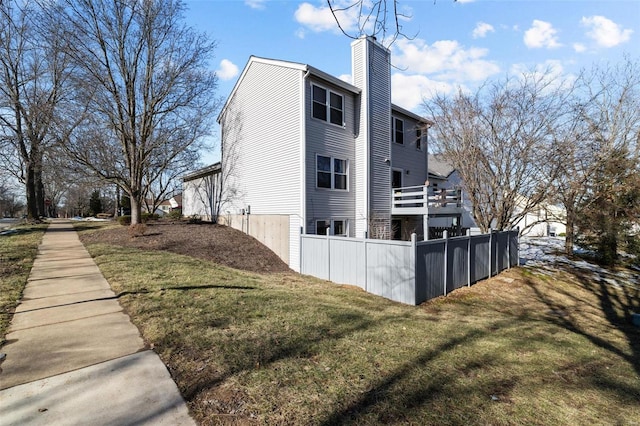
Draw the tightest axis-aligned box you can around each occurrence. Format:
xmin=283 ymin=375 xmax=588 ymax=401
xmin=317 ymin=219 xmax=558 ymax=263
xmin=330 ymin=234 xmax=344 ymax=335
xmin=55 ymin=0 xmax=219 ymax=225
xmin=142 ymin=140 xmax=202 ymax=217
xmin=557 ymin=58 xmax=640 ymax=260
xmin=327 ymin=0 xmax=413 ymax=46
xmin=0 ymin=2 xmax=68 ymax=220
xmin=425 ymin=70 xmax=572 ymax=233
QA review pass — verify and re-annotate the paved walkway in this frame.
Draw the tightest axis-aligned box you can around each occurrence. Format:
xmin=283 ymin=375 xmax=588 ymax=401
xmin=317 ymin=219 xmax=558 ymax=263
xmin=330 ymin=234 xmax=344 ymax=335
xmin=0 ymin=220 xmax=195 ymax=425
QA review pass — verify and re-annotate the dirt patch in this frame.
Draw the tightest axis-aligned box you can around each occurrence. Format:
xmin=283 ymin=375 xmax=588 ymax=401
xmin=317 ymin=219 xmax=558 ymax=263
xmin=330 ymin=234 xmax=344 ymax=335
xmin=78 ymin=221 xmax=290 ymax=274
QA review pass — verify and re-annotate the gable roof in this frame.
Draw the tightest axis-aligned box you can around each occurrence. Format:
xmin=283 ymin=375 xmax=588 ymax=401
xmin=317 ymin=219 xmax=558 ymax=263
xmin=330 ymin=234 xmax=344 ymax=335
xmin=182 ymin=162 xmax=221 ymax=182
xmin=392 ymin=104 xmax=434 ymax=126
xmin=428 ymin=154 xmax=456 ymax=179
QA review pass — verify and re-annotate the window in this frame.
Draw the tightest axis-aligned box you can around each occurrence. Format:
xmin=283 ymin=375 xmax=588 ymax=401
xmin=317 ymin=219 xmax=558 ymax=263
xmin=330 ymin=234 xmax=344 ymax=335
xmin=392 ymin=117 xmax=404 ymax=144
xmin=416 ymin=128 xmax=423 ymax=150
xmin=312 ymin=84 xmax=343 ymax=126
xmin=316 ymin=219 xmax=330 ymax=235
xmin=316 ymin=219 xmax=348 ymax=236
xmin=333 ymin=220 xmax=346 ymax=236
xmin=316 ymin=155 xmax=348 ymax=190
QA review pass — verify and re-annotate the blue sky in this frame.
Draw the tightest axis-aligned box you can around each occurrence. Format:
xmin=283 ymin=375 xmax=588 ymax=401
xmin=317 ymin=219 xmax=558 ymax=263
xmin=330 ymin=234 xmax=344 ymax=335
xmin=184 ymin=0 xmax=639 ymax=160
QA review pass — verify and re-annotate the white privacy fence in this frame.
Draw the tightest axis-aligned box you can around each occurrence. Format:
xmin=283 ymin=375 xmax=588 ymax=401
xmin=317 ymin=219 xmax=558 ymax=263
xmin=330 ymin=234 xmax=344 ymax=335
xmin=300 ymin=230 xmax=519 ymax=305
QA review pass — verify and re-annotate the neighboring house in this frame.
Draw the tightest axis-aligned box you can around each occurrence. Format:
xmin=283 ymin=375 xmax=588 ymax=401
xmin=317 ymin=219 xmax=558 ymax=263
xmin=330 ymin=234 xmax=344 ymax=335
xmin=183 ymin=36 xmax=464 ymax=271
xmin=512 ymin=201 xmax=566 ymax=237
xmin=427 ymin=154 xmax=567 ymax=237
xmin=142 ymin=194 xmax=182 ymax=216
xmin=182 ymin=163 xmax=221 ymax=220
xmin=427 ymin=154 xmax=476 ymax=231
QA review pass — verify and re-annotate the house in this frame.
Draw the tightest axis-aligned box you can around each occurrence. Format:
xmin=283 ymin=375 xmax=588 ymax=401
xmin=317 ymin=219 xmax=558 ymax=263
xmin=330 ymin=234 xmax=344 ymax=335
xmin=142 ymin=194 xmax=182 ymax=216
xmin=427 ymin=154 xmax=567 ymax=237
xmin=182 ymin=163 xmax=221 ymax=220
xmin=183 ymin=36 xmax=464 ymax=271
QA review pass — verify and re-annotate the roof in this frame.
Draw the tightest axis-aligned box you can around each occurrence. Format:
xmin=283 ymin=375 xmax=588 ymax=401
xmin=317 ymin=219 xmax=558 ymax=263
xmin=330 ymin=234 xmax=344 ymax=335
xmin=428 ymin=154 xmax=456 ymax=179
xmin=392 ymin=104 xmax=433 ymax=125
xmin=217 ymin=51 xmax=431 ymax=125
xmin=182 ymin=162 xmax=221 ymax=182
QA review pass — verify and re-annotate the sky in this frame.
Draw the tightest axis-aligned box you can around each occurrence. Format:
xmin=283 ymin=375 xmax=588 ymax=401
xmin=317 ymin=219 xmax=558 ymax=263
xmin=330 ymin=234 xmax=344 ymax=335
xmin=183 ymin=0 xmax=639 ymax=161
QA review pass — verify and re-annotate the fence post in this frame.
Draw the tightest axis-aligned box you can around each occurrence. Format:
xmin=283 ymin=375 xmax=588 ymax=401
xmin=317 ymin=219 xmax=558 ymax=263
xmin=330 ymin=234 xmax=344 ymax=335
xmin=488 ymin=228 xmax=493 ymax=277
xmin=326 ymin=226 xmax=331 ymax=281
xmin=507 ymin=231 xmax=512 ymax=270
xmin=467 ymin=228 xmax=471 ymax=287
xmin=443 ymin=230 xmax=448 ymax=296
xmin=299 ymin=226 xmax=303 ymax=273
xmin=411 ymin=233 xmax=417 ymax=305
xmin=363 ymin=236 xmax=368 ymax=292
xmin=516 ymin=227 xmax=520 ymax=267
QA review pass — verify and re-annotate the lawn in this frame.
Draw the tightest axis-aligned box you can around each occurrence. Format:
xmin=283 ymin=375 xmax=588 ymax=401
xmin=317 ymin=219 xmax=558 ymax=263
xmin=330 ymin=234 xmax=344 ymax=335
xmin=75 ymin=222 xmax=639 ymax=425
xmin=0 ymin=224 xmax=47 ymax=346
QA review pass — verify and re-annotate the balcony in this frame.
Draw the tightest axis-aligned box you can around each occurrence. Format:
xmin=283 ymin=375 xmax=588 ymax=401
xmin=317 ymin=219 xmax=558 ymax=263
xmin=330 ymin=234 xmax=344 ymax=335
xmin=391 ymin=186 xmax=463 ymax=216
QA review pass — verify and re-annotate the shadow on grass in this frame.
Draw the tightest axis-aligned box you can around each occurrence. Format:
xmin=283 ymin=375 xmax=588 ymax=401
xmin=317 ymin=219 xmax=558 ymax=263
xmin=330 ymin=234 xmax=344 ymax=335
xmin=523 ymin=269 xmax=640 ymax=378
xmin=179 ymin=307 xmax=382 ymax=402
xmin=317 ymin=322 xmax=523 ymax=425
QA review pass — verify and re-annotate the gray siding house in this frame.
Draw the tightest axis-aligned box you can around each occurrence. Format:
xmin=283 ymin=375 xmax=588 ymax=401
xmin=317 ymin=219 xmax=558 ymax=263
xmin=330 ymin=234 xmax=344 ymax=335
xmin=184 ymin=36 xmax=464 ymax=271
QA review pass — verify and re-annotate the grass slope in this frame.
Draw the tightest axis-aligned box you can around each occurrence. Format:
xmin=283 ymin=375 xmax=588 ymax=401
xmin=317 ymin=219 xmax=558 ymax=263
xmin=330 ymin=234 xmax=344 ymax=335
xmin=78 ymin=223 xmax=640 ymax=425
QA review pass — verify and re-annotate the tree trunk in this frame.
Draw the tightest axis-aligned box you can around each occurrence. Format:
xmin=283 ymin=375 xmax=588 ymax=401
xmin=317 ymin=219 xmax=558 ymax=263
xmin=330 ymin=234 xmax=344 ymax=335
xmin=25 ymin=165 xmax=39 ymax=220
xmin=35 ymin=166 xmax=45 ymax=217
xmin=565 ymin=206 xmax=575 ymax=257
xmin=130 ymin=192 xmax=142 ymax=225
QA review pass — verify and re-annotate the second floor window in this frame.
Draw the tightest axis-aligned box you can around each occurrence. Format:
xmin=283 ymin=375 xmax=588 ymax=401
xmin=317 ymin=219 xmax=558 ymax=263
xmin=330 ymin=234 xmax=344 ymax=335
xmin=416 ymin=128 xmax=422 ymax=150
xmin=312 ymin=84 xmax=343 ymax=126
xmin=392 ymin=117 xmax=404 ymax=144
xmin=317 ymin=155 xmax=348 ymax=190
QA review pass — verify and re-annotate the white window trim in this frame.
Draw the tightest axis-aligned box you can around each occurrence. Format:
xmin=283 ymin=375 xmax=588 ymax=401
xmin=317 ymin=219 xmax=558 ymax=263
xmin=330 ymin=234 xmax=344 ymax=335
xmin=315 ymin=218 xmax=349 ymax=236
xmin=311 ymin=83 xmax=344 ymax=127
xmin=392 ymin=116 xmax=404 ymax=145
xmin=316 ymin=154 xmax=349 ymax=191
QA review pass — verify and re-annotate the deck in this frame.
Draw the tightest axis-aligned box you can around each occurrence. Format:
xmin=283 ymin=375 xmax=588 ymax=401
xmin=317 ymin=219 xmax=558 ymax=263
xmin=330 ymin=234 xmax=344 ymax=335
xmin=391 ymin=186 xmax=464 ymax=216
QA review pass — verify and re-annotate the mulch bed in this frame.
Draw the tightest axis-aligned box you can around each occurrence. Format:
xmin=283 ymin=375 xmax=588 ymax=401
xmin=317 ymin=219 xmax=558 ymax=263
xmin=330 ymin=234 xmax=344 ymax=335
xmin=78 ymin=221 xmax=291 ymax=274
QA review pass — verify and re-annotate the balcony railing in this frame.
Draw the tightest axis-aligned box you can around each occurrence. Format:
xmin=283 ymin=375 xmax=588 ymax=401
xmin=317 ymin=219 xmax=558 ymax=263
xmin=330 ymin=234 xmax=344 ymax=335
xmin=391 ymin=186 xmax=463 ymax=215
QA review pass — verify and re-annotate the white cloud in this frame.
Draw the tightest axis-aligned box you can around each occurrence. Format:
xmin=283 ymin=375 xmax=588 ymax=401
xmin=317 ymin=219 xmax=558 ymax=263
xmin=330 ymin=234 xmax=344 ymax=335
xmin=456 ymin=0 xmax=475 ymax=3
xmin=581 ymin=15 xmax=632 ymax=47
xmin=338 ymin=74 xmax=352 ymax=84
xmin=294 ymin=2 xmax=358 ymax=33
xmin=524 ymin=20 xmax=561 ymax=49
xmin=217 ymin=59 xmax=239 ymax=81
xmin=245 ymin=0 xmax=267 ymax=9
xmin=509 ymin=60 xmax=576 ymax=93
xmin=573 ymin=43 xmax=587 ymax=53
xmin=392 ymin=74 xmax=458 ymax=111
xmin=295 ymin=28 xmax=306 ymax=39
xmin=472 ymin=22 xmax=494 ymax=39
xmin=392 ymin=38 xmax=500 ymax=83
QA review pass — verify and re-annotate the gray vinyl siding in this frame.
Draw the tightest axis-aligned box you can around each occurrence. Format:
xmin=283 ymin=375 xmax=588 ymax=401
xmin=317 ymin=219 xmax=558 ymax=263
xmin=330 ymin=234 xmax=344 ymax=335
xmin=305 ymin=76 xmax=357 ymax=235
xmin=221 ymin=61 xmax=302 ymax=216
xmin=352 ymin=39 xmax=367 ymax=237
xmin=368 ymin=42 xmax=392 ymax=226
xmin=391 ymin=113 xmax=429 ymax=187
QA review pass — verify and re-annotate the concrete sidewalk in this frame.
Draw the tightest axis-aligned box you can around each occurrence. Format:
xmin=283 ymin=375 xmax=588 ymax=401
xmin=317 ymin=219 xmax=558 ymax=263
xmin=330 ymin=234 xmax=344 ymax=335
xmin=0 ymin=220 xmax=195 ymax=425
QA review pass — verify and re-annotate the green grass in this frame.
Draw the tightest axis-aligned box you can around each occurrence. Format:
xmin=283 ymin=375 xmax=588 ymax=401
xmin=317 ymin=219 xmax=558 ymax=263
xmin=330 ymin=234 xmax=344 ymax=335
xmin=80 ymin=239 xmax=640 ymax=425
xmin=0 ymin=224 xmax=47 ymax=346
